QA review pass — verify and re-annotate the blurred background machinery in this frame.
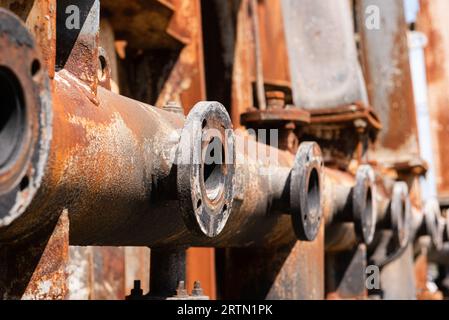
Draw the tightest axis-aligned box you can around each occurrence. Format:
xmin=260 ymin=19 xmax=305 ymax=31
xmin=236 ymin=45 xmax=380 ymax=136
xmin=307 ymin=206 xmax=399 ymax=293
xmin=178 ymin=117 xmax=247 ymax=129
xmin=0 ymin=0 xmax=448 ymax=300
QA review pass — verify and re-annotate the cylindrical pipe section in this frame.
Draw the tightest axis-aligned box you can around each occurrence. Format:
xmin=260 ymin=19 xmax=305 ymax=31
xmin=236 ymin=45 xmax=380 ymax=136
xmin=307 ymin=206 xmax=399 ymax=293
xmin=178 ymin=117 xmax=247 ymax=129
xmin=374 ymin=181 xmax=412 ymax=249
xmin=0 ymin=67 xmax=236 ymax=246
xmin=148 ymin=248 xmax=186 ymax=298
xmin=324 ymin=165 xmax=377 ymax=252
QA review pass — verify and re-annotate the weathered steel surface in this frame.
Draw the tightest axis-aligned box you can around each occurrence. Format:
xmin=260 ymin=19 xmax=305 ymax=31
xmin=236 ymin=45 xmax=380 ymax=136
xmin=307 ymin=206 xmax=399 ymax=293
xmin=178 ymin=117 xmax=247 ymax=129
xmin=258 ymin=0 xmax=290 ymax=88
xmin=0 ymin=8 xmax=53 ymax=234
xmin=0 ymin=0 xmax=56 ymax=78
xmin=378 ymin=244 xmax=416 ymax=299
xmin=266 ymin=228 xmax=325 ymax=299
xmin=186 ymin=247 xmax=216 ymax=300
xmin=220 ymin=224 xmax=325 ymax=300
xmin=56 ymin=0 xmax=99 ymax=93
xmin=156 ymin=0 xmax=206 ymax=112
xmin=101 ymin=0 xmax=183 ymax=50
xmin=417 ymin=0 xmax=449 ymax=204
xmin=147 ymin=248 xmax=186 ymax=298
xmin=0 ymin=211 xmax=68 ymax=300
xmin=326 ymin=244 xmax=367 ymax=300
xmin=124 ymin=247 xmax=150 ymax=298
xmin=300 ymin=103 xmax=381 ymax=169
xmin=281 ymin=0 xmax=367 ymax=109
xmin=324 ymin=166 xmax=377 ymax=251
xmin=230 ymin=0 xmax=254 ymax=128
xmin=66 ymin=246 xmax=93 ymax=300
xmin=358 ymin=0 xmax=420 ymax=165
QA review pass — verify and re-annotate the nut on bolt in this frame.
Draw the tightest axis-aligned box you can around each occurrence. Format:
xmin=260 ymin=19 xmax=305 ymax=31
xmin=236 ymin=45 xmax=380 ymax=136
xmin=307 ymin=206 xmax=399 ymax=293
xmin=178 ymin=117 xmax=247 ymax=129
xmin=163 ymin=101 xmax=185 ymax=115
xmin=266 ymin=91 xmax=286 ymax=110
xmin=191 ymin=281 xmax=204 ymax=296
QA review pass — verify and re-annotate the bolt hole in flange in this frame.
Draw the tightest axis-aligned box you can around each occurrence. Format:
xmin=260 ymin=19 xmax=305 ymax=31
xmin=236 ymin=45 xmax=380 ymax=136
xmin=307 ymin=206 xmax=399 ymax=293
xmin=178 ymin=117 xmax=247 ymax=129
xmin=19 ymin=176 xmax=29 ymax=191
xmin=177 ymin=102 xmax=235 ymax=238
xmin=390 ymin=182 xmax=411 ymax=248
xmin=291 ymin=142 xmax=323 ymax=241
xmin=352 ymin=165 xmax=377 ymax=245
xmin=0 ymin=66 xmax=26 ymax=171
xmin=97 ymin=55 xmax=107 ymax=81
xmin=31 ymin=59 xmax=41 ymax=77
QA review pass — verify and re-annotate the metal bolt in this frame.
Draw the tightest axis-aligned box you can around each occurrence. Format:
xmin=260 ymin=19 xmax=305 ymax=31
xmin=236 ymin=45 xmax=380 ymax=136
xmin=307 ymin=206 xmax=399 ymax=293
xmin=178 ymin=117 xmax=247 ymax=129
xmin=266 ymin=91 xmax=286 ymax=110
xmin=176 ymin=280 xmax=188 ymax=297
xmin=191 ymin=280 xmax=204 ymax=296
xmin=163 ymin=101 xmax=184 ymax=115
xmin=126 ymin=280 xmax=143 ymax=299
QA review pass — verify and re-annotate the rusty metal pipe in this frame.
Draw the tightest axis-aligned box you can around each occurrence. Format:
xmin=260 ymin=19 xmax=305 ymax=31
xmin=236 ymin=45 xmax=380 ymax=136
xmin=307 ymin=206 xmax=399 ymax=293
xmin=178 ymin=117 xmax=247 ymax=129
xmin=324 ymin=165 xmax=377 ymax=251
xmin=0 ymin=69 xmax=325 ymax=248
xmin=0 ymin=63 xmax=236 ymax=246
xmin=200 ymin=140 xmax=324 ymax=247
xmin=0 ymin=9 xmax=328 ymax=248
xmin=368 ymin=181 xmax=414 ymax=267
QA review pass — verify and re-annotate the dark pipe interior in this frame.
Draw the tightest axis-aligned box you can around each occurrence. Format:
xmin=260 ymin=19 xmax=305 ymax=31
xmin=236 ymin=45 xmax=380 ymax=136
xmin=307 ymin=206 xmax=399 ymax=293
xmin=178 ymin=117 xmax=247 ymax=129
xmin=307 ymin=168 xmax=321 ymax=220
xmin=203 ymin=136 xmax=225 ymax=202
xmin=0 ymin=66 xmax=26 ymax=170
xmin=365 ymin=187 xmax=373 ymax=224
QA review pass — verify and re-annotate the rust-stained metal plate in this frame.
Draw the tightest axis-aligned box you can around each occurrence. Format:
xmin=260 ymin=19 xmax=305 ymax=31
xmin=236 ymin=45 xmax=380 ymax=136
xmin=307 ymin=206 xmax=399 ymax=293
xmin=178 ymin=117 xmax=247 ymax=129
xmin=0 ymin=211 xmax=68 ymax=300
xmin=378 ymin=244 xmax=416 ymax=299
xmin=326 ymin=244 xmax=367 ymax=299
xmin=0 ymin=0 xmax=56 ymax=78
xmin=417 ymin=0 xmax=449 ymax=204
xmin=281 ymin=0 xmax=367 ymax=109
xmin=56 ymin=0 xmax=99 ymax=92
xmin=101 ymin=0 xmax=183 ymax=50
xmin=358 ymin=0 xmax=420 ymax=165
xmin=219 ymin=225 xmax=325 ymax=299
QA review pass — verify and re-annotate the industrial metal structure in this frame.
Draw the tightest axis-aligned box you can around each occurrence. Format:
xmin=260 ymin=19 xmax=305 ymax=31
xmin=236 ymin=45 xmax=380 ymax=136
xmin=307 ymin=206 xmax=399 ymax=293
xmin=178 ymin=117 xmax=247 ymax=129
xmin=0 ymin=0 xmax=448 ymax=300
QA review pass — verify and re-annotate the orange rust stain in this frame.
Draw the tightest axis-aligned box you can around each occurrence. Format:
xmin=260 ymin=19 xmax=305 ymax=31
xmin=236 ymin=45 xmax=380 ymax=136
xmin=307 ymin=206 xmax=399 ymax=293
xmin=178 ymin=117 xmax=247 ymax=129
xmin=23 ymin=211 xmax=69 ymax=300
xmin=157 ymin=0 xmax=206 ymax=112
xmin=186 ymin=248 xmax=217 ymax=300
xmin=417 ymin=0 xmax=449 ymax=198
xmin=257 ymin=0 xmax=290 ymax=88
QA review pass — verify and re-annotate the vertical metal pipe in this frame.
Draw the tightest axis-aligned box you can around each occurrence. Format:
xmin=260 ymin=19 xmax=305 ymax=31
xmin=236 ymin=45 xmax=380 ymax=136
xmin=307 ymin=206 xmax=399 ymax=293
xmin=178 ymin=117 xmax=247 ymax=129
xmin=250 ymin=0 xmax=267 ymax=111
xmin=149 ymin=248 xmax=186 ymax=298
xmin=405 ymin=0 xmax=438 ymax=200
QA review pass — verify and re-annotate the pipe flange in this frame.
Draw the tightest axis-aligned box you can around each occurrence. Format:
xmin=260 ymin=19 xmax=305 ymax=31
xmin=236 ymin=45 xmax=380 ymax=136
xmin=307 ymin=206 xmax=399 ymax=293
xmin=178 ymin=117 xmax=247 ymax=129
xmin=352 ymin=165 xmax=377 ymax=245
xmin=423 ymin=198 xmax=444 ymax=250
xmin=391 ymin=182 xmax=411 ymax=248
xmin=0 ymin=9 xmax=52 ymax=228
xmin=290 ymin=142 xmax=323 ymax=241
xmin=177 ymin=101 xmax=235 ymax=238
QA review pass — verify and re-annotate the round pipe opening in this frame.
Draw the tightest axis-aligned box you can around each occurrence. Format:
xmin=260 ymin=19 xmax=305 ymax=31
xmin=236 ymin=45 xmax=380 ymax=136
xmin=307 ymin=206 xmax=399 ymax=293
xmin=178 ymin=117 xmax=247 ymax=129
xmin=307 ymin=168 xmax=321 ymax=220
xmin=0 ymin=66 xmax=26 ymax=170
xmin=202 ymin=136 xmax=225 ymax=202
